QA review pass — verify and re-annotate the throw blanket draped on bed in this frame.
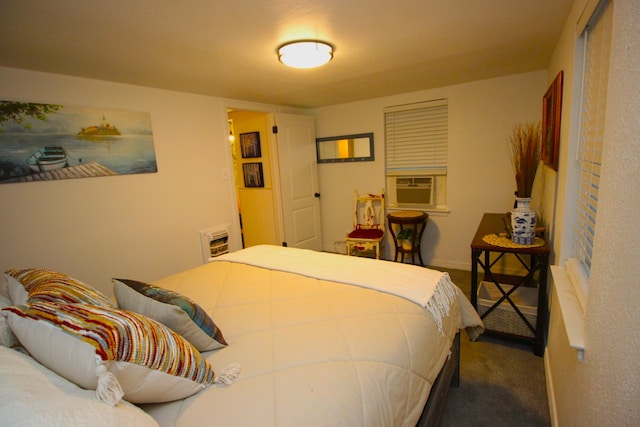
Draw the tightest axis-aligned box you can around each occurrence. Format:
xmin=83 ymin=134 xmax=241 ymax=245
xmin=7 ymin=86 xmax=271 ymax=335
xmin=214 ymin=245 xmax=459 ymax=332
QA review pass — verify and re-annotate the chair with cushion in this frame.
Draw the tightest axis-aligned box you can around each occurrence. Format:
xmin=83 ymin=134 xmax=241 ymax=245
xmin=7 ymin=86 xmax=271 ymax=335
xmin=345 ymin=190 xmax=385 ymax=259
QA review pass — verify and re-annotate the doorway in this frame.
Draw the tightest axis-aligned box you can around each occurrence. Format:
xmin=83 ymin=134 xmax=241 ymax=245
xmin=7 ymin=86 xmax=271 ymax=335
xmin=228 ymin=110 xmax=280 ymax=248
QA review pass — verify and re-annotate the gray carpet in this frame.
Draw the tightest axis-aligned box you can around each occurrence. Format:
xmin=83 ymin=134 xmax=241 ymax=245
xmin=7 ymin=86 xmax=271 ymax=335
xmin=433 ymin=267 xmax=551 ymax=427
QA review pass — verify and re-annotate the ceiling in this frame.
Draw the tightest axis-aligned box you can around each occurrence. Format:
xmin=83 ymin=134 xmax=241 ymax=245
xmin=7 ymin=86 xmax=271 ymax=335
xmin=0 ymin=0 xmax=574 ymax=109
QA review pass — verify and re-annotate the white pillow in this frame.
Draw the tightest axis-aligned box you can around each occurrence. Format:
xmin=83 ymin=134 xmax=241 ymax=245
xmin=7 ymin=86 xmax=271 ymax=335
xmin=0 ymin=293 xmax=19 ymax=349
xmin=0 ymin=274 xmax=9 ymax=302
xmin=0 ymin=345 xmax=159 ymax=427
xmin=0 ymin=314 xmax=19 ymax=349
xmin=3 ymin=302 xmax=215 ymax=405
xmin=4 ymin=274 xmax=27 ymax=307
xmin=113 ymin=278 xmax=227 ymax=351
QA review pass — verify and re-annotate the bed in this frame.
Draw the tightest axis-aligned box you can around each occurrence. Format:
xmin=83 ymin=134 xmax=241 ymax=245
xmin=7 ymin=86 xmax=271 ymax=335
xmin=143 ymin=245 xmax=483 ymax=426
xmin=1 ymin=245 xmax=483 ymax=427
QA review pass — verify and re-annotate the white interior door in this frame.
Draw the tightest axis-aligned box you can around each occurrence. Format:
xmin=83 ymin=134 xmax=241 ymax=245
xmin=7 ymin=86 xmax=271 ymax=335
xmin=273 ymin=113 xmax=322 ymax=250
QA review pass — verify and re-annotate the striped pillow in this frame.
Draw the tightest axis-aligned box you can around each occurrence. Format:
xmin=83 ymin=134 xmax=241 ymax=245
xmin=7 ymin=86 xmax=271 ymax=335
xmin=5 ymin=268 xmax=114 ymax=307
xmin=3 ymin=302 xmax=214 ymax=404
xmin=113 ymin=278 xmax=227 ymax=351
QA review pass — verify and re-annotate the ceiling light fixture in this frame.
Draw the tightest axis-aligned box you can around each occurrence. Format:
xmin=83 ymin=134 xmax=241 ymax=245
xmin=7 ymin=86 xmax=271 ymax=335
xmin=278 ymin=40 xmax=333 ymax=69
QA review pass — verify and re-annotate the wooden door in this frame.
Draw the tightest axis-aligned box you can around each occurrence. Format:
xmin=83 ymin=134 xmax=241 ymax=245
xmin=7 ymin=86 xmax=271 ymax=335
xmin=272 ymin=113 xmax=322 ymax=250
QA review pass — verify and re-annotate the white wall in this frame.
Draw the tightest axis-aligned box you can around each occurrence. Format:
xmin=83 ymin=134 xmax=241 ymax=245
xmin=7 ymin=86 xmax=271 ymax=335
xmin=0 ymin=66 xmax=245 ymax=297
xmin=312 ymin=71 xmax=547 ymax=269
xmin=544 ymin=0 xmax=640 ymax=425
xmin=0 ymin=68 xmax=550 ymax=286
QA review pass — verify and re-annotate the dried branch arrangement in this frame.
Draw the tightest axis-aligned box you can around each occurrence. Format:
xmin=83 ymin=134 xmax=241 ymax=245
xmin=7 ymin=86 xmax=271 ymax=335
xmin=509 ymin=121 xmax=542 ymax=198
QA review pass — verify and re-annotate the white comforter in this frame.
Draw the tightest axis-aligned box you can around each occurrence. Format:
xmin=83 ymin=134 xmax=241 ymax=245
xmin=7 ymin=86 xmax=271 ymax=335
xmin=142 ymin=246 xmax=482 ymax=427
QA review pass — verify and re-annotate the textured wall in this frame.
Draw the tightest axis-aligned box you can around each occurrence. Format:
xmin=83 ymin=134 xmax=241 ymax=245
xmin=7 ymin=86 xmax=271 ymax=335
xmin=547 ymin=0 xmax=640 ymax=425
xmin=581 ymin=0 xmax=640 ymax=423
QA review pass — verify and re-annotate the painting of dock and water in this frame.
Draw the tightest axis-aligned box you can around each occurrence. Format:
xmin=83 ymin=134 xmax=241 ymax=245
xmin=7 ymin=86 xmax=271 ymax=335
xmin=0 ymin=101 xmax=157 ymax=184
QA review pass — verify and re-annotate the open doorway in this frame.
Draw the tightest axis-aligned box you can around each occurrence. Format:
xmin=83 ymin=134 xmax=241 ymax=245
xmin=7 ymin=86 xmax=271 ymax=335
xmin=228 ymin=109 xmax=280 ymax=248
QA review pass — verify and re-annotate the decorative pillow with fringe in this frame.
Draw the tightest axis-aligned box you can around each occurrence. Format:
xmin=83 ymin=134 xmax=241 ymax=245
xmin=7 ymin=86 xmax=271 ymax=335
xmin=4 ymin=268 xmax=114 ymax=308
xmin=2 ymin=302 xmax=216 ymax=405
xmin=113 ymin=278 xmax=227 ymax=352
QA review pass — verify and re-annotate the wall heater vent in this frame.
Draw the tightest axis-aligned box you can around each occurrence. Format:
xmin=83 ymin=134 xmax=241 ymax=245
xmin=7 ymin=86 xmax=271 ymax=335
xmin=199 ymin=224 xmax=230 ymax=263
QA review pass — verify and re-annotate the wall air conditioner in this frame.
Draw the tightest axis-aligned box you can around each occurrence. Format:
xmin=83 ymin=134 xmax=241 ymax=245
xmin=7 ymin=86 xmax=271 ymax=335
xmin=386 ymin=175 xmax=434 ymax=208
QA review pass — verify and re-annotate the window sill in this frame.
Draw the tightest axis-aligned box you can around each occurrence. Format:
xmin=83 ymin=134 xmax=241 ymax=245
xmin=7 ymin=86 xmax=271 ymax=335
xmin=550 ymin=262 xmax=586 ymax=362
xmin=386 ymin=206 xmax=450 ymax=216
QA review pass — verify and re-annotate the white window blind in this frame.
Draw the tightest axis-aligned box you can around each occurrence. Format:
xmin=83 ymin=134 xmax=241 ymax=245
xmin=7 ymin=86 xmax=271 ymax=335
xmin=575 ymin=0 xmax=612 ymax=278
xmin=384 ymin=99 xmax=448 ymax=172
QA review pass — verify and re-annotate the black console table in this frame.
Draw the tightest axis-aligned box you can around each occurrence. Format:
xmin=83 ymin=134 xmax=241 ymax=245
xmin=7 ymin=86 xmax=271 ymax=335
xmin=470 ymin=213 xmax=550 ymax=356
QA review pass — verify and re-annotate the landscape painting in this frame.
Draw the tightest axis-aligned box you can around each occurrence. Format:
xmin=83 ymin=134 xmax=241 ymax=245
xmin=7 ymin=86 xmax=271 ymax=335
xmin=0 ymin=101 xmax=157 ymax=184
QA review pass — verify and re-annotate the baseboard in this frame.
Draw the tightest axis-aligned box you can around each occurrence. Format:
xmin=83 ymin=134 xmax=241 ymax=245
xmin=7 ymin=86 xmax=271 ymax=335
xmin=544 ymin=349 xmax=559 ymax=427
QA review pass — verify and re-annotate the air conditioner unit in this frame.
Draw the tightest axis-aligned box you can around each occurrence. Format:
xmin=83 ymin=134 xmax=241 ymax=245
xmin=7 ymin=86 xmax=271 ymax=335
xmin=387 ymin=175 xmax=434 ymax=208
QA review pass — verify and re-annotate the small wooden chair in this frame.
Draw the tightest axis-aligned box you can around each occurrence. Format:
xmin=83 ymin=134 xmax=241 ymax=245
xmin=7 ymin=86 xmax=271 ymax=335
xmin=345 ymin=190 xmax=385 ymax=259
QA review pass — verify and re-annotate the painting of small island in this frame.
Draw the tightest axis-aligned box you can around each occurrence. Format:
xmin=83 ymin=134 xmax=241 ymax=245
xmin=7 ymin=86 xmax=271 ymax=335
xmin=0 ymin=100 xmax=157 ymax=184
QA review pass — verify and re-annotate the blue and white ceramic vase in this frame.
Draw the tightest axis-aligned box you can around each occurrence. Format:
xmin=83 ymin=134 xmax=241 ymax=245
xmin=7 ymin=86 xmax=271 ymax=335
xmin=511 ymin=197 xmax=536 ymax=245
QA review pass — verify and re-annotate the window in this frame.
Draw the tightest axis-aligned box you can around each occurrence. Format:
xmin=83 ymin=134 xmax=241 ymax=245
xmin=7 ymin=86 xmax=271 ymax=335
xmin=572 ymin=0 xmax=612 ymax=305
xmin=549 ymin=0 xmax=612 ymax=361
xmin=384 ymin=99 xmax=448 ymax=211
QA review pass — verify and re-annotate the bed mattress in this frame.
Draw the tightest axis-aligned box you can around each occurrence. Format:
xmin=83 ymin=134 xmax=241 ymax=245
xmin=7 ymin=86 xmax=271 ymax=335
xmin=141 ymin=246 xmax=482 ymax=426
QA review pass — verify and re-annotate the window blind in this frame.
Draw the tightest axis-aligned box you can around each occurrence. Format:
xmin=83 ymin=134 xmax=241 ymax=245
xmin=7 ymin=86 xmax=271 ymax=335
xmin=384 ymin=99 xmax=448 ymax=172
xmin=575 ymin=0 xmax=612 ymax=277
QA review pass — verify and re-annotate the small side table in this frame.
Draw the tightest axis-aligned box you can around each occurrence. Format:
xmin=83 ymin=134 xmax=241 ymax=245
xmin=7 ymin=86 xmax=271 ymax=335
xmin=470 ymin=213 xmax=550 ymax=356
xmin=388 ymin=211 xmax=428 ymax=265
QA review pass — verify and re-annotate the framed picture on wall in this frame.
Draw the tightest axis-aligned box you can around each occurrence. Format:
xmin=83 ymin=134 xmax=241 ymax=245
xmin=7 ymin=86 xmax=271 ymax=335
xmin=542 ymin=71 xmax=563 ymax=171
xmin=240 ymin=131 xmax=261 ymax=158
xmin=243 ymin=162 xmax=264 ymax=187
xmin=0 ymin=100 xmax=158 ymax=184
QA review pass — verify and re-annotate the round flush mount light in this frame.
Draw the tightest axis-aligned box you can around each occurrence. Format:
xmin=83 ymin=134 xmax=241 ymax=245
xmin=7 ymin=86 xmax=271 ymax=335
xmin=278 ymin=40 xmax=333 ymax=69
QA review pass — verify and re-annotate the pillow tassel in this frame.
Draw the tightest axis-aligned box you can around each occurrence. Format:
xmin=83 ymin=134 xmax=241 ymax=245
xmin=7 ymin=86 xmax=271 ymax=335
xmin=95 ymin=358 xmax=124 ymax=406
xmin=213 ymin=363 xmax=241 ymax=385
